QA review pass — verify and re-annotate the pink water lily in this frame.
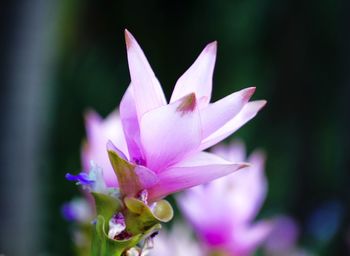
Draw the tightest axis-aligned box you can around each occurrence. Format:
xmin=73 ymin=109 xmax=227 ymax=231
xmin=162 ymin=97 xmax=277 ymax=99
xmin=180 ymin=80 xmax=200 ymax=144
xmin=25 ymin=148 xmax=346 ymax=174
xmin=82 ymin=30 xmax=266 ymax=201
xmin=178 ymin=142 xmax=273 ymax=256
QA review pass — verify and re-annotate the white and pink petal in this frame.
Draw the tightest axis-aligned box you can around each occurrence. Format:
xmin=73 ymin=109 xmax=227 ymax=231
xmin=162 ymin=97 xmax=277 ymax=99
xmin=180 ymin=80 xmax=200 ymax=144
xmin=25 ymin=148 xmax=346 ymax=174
xmin=200 ymin=87 xmax=256 ymax=139
xmin=125 ymin=30 xmax=167 ymax=119
xmin=148 ymin=152 xmax=249 ymax=200
xmin=200 ymin=100 xmax=267 ymax=151
xmin=170 ymin=42 xmax=217 ymax=108
xmin=140 ymin=93 xmax=202 ymax=172
xmin=119 ymin=85 xmax=145 ymax=163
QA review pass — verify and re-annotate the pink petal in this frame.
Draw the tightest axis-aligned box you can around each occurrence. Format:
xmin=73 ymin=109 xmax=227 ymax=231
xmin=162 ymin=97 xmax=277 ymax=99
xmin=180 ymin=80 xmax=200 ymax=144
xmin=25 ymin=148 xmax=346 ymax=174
xmin=148 ymin=152 xmax=249 ymax=200
xmin=177 ymin=176 xmax=237 ymax=241
xmin=119 ymin=85 xmax=145 ymax=162
xmin=200 ymin=100 xmax=267 ymax=150
xmin=200 ymin=87 xmax=256 ymax=139
xmin=211 ymin=143 xmax=267 ymax=224
xmin=125 ymin=30 xmax=166 ymax=118
xmin=140 ymin=93 xmax=202 ymax=172
xmin=243 ymin=151 xmax=268 ymax=221
xmin=170 ymin=42 xmax=217 ymax=108
xmin=82 ymin=109 xmax=128 ymax=187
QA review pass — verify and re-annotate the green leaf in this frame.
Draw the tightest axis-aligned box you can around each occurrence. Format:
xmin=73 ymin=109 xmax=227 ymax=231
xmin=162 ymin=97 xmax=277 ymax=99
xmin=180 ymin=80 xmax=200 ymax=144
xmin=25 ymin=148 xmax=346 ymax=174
xmin=92 ymin=192 xmax=121 ymax=230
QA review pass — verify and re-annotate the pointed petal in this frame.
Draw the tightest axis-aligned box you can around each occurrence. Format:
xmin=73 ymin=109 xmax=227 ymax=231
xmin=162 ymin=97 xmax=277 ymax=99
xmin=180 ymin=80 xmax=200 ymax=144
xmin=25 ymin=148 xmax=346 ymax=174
xmin=244 ymin=151 xmax=268 ymax=221
xmin=107 ymin=141 xmax=159 ymax=197
xmin=217 ymin=150 xmax=267 ymax=224
xmin=119 ymin=85 xmax=145 ymax=163
xmin=200 ymin=100 xmax=267 ymax=150
xmin=170 ymin=42 xmax=217 ymax=107
xmin=125 ymin=30 xmax=166 ymax=118
xmin=148 ymin=152 xmax=249 ymax=200
xmin=140 ymin=93 xmax=202 ymax=172
xmin=82 ymin=110 xmax=128 ymax=187
xmin=200 ymin=87 xmax=256 ymax=139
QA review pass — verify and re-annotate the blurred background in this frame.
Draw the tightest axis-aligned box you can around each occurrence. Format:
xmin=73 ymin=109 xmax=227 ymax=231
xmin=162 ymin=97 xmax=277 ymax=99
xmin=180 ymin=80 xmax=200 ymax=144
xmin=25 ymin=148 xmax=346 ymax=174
xmin=0 ymin=0 xmax=349 ymax=255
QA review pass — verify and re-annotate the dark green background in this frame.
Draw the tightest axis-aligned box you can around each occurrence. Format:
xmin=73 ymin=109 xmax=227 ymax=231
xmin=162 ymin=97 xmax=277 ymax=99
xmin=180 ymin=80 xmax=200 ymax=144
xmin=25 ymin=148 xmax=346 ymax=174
xmin=1 ymin=0 xmax=349 ymax=255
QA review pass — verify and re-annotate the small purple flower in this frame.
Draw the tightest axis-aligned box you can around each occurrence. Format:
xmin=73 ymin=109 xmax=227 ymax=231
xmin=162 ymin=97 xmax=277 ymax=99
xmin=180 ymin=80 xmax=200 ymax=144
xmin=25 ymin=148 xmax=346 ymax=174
xmin=65 ymin=172 xmax=94 ymax=186
xmin=66 ymin=162 xmax=111 ymax=195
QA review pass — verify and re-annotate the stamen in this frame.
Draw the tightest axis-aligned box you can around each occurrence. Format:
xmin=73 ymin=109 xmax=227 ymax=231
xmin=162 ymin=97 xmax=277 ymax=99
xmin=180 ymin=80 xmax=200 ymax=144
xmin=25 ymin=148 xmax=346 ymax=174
xmin=137 ymin=189 xmax=148 ymax=204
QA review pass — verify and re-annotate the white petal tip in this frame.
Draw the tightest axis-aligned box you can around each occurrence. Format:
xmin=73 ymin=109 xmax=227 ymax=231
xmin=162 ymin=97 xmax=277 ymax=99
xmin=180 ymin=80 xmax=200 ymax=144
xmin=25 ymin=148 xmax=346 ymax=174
xmin=243 ymin=87 xmax=256 ymax=101
xmin=124 ymin=29 xmax=134 ymax=49
xmin=84 ymin=109 xmax=101 ymax=125
xmin=205 ymin=41 xmax=217 ymax=53
xmin=258 ymin=100 xmax=267 ymax=109
xmin=239 ymin=162 xmax=251 ymax=168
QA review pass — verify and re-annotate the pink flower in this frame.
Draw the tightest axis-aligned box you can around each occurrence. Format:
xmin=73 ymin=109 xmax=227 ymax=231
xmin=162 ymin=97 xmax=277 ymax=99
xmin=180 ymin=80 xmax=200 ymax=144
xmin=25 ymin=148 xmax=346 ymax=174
xmin=178 ymin=141 xmax=273 ymax=256
xmin=82 ymin=30 xmax=266 ymax=201
xmin=82 ymin=109 xmax=128 ymax=187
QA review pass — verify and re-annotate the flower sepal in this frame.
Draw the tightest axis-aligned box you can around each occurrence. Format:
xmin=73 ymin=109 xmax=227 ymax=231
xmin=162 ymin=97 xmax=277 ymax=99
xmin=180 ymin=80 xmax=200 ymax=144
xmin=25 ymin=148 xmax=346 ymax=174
xmin=123 ymin=197 xmax=173 ymax=235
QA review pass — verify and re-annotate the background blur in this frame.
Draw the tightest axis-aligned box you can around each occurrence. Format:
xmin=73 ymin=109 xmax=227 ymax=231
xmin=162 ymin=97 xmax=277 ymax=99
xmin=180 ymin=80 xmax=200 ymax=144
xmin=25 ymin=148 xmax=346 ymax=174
xmin=1 ymin=0 xmax=349 ymax=255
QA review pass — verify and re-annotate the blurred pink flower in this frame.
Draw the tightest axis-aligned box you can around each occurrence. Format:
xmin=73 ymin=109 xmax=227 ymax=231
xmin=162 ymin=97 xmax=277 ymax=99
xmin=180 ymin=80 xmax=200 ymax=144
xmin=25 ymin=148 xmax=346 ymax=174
xmin=178 ymin=141 xmax=273 ymax=256
xmin=82 ymin=30 xmax=266 ymax=201
xmin=149 ymin=223 xmax=202 ymax=256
